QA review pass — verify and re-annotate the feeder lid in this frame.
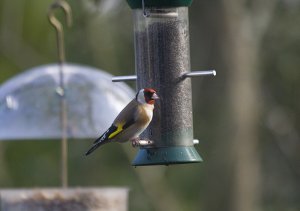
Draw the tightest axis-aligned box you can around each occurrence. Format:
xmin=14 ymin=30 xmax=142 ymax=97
xmin=0 ymin=63 xmax=135 ymax=141
xmin=127 ymin=0 xmax=193 ymax=9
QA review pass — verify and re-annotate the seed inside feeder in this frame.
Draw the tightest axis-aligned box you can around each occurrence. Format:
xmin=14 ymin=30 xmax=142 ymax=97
xmin=133 ymin=7 xmax=193 ymax=147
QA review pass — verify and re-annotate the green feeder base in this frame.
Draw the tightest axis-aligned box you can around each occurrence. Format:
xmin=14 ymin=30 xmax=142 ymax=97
xmin=132 ymin=146 xmax=202 ymax=166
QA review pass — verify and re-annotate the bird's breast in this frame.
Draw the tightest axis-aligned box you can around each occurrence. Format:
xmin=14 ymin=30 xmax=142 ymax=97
xmin=138 ymin=105 xmax=153 ymax=125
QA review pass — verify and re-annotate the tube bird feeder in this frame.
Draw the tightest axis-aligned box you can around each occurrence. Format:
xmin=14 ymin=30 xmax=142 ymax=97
xmin=114 ymin=0 xmax=216 ymax=166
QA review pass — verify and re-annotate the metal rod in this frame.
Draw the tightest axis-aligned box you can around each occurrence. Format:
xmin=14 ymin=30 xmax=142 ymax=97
xmin=59 ymin=64 xmax=68 ymax=189
xmin=112 ymin=70 xmax=216 ymax=82
xmin=112 ymin=75 xmax=137 ymax=82
xmin=48 ymin=0 xmax=72 ymax=188
xmin=183 ymin=70 xmax=216 ymax=78
xmin=147 ymin=12 xmax=178 ymax=18
xmin=132 ymin=139 xmax=154 ymax=147
xmin=193 ymin=139 xmax=199 ymax=145
xmin=145 ymin=9 xmax=178 ymax=18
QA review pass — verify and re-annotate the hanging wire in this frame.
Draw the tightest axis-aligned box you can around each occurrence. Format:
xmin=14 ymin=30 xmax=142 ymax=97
xmin=142 ymin=0 xmax=149 ymax=17
xmin=48 ymin=0 xmax=72 ymax=188
xmin=48 ymin=0 xmax=72 ymax=64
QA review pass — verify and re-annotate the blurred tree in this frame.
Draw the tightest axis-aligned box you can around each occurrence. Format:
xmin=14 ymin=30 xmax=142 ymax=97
xmin=220 ymin=1 xmax=277 ymax=211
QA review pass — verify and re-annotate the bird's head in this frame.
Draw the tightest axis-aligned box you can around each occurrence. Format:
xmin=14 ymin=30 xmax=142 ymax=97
xmin=136 ymin=88 xmax=159 ymax=105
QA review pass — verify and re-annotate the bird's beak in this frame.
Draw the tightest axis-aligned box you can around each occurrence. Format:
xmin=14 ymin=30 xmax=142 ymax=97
xmin=152 ymin=93 xmax=159 ymax=100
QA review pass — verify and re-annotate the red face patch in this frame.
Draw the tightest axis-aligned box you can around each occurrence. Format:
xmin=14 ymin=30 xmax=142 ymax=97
xmin=144 ymin=88 xmax=157 ymax=104
xmin=144 ymin=88 xmax=156 ymax=94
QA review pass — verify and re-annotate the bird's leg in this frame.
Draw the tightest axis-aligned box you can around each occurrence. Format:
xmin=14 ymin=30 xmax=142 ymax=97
xmin=131 ymin=137 xmax=141 ymax=148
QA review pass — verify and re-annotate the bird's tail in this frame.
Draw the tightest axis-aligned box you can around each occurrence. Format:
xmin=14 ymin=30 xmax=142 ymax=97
xmin=85 ymin=137 xmax=106 ymax=156
xmin=85 ymin=126 xmax=115 ymax=156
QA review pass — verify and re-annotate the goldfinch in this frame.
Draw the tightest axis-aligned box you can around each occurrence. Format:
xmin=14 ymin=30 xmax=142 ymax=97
xmin=85 ymin=88 xmax=159 ymax=156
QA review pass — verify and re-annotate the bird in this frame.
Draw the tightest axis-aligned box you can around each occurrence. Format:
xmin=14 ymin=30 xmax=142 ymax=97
xmin=85 ymin=88 xmax=159 ymax=156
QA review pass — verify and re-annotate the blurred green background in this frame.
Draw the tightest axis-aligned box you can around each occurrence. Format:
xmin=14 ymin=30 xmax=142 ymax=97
xmin=0 ymin=0 xmax=300 ymax=211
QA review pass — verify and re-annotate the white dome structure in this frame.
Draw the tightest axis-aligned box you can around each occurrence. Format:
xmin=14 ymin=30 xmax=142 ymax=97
xmin=0 ymin=63 xmax=135 ymax=140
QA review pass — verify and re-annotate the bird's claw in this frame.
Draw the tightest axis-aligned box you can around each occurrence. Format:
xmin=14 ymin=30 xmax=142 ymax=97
xmin=131 ymin=138 xmax=140 ymax=147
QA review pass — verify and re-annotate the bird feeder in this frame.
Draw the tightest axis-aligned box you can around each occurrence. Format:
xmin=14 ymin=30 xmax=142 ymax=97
xmin=0 ymin=188 xmax=129 ymax=211
xmin=113 ymin=0 xmax=216 ymax=166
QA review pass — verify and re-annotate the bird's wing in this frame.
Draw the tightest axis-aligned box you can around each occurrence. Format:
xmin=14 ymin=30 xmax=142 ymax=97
xmin=85 ymin=100 xmax=139 ymax=156
xmin=109 ymin=99 xmax=139 ymax=137
xmin=91 ymin=99 xmax=138 ymax=143
xmin=93 ymin=124 xmax=118 ymax=144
